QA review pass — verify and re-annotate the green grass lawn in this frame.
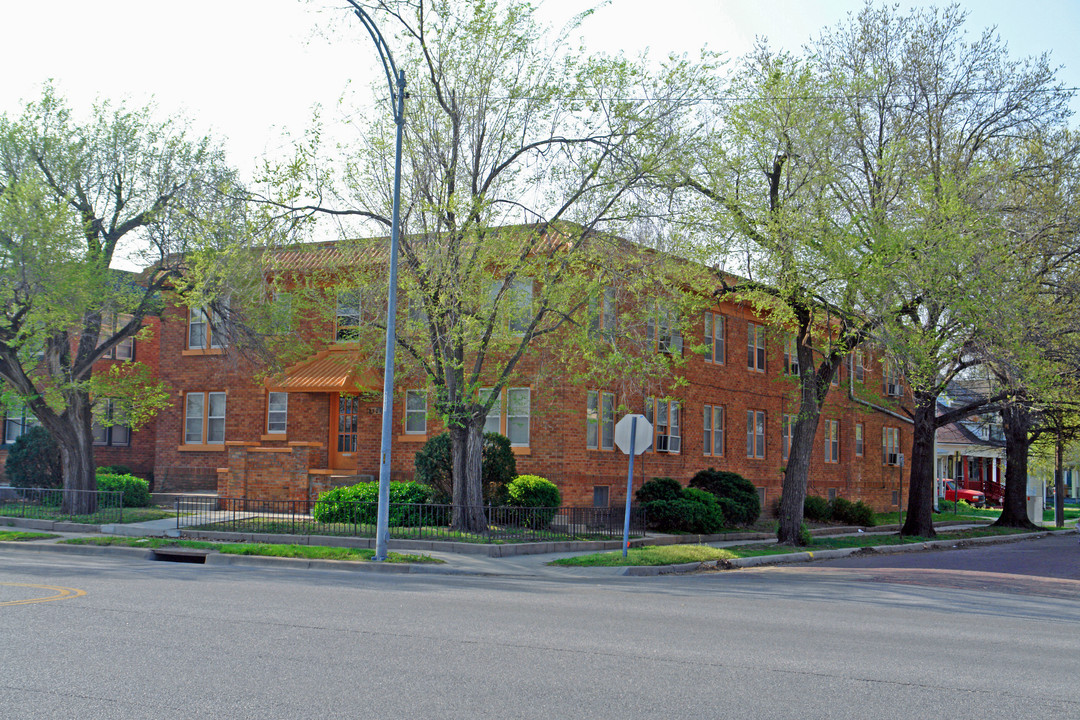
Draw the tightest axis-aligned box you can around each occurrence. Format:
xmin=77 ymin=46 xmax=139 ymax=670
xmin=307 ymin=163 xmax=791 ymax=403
xmin=0 ymin=504 xmax=174 ymax=524
xmin=0 ymin=530 xmax=60 ymax=541
xmin=60 ymin=536 xmax=444 ymax=564
xmin=550 ymin=525 xmax=1037 ymax=567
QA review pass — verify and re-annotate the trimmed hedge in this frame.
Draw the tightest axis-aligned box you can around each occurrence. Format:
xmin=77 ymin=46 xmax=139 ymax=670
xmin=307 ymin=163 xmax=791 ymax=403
xmin=4 ymin=426 xmax=62 ymax=489
xmin=636 ymin=478 xmax=725 ymax=534
xmin=95 ymin=473 xmax=151 ymax=507
xmin=830 ymin=497 xmax=876 ymax=527
xmin=803 ymin=494 xmax=832 ymax=523
xmin=689 ymin=468 xmax=760 ymax=526
xmin=506 ymin=475 xmax=561 ymax=528
xmin=312 ymin=481 xmax=433 ymax=526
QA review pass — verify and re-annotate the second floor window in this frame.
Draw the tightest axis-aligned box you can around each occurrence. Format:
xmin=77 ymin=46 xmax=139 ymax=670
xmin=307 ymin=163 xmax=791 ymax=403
xmin=781 ymin=413 xmax=795 ymax=461
xmin=188 ymin=300 xmax=227 ymax=350
xmin=586 ymin=390 xmax=616 ymax=450
xmin=746 ymin=409 xmax=765 ymax=459
xmin=824 ymin=419 xmax=840 ymax=463
xmin=92 ymin=399 xmax=130 ymax=447
xmin=855 ymin=423 xmax=864 ymax=456
xmin=588 ymin=287 xmax=617 ymax=339
xmin=646 ymin=397 xmax=680 ymax=452
xmin=101 ymin=314 xmax=135 ymax=360
xmin=703 ymin=404 xmax=724 ymax=456
xmin=748 ymin=322 xmax=765 ymax=371
xmin=405 ymin=390 xmax=427 ymax=434
xmin=884 ymin=360 xmax=902 ymax=397
xmin=336 ymin=291 xmax=362 ymax=341
xmin=882 ymin=426 xmax=901 ymax=465
xmin=784 ymin=335 xmax=799 ymax=376
xmin=267 ymin=392 xmax=288 ymax=434
xmin=704 ymin=312 xmax=725 ymax=364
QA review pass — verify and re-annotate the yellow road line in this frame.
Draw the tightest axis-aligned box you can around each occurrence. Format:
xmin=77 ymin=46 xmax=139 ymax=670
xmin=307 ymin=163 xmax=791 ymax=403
xmin=0 ymin=583 xmax=87 ymax=607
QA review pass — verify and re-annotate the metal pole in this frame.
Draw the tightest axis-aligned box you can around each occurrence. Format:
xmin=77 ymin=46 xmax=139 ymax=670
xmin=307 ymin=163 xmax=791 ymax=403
xmin=622 ymin=416 xmax=637 ymax=558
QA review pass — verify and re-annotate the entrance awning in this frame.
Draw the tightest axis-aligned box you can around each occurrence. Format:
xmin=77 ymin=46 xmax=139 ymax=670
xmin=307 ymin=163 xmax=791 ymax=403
xmin=264 ymin=346 xmax=381 ymax=394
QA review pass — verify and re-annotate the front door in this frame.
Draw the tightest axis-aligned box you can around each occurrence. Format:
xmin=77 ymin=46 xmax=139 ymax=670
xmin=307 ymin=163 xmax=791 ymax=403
xmin=329 ymin=394 xmax=360 ymax=471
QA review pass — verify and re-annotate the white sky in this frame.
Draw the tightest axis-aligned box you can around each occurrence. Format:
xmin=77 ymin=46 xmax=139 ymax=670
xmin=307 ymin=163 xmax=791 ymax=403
xmin=3 ymin=0 xmax=1078 ymax=183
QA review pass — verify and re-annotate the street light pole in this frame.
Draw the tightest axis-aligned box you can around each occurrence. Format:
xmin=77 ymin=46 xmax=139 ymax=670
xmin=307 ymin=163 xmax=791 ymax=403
xmin=345 ymin=1 xmax=406 ymax=562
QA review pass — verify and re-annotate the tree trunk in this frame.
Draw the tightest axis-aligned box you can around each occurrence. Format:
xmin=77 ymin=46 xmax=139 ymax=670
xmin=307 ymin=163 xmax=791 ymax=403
xmin=994 ymin=403 xmax=1038 ymax=529
xmin=450 ymin=422 xmax=487 ymax=533
xmin=44 ymin=393 xmax=99 ymax=516
xmin=901 ymin=396 xmax=936 ymax=537
xmin=1054 ymin=426 xmax=1065 ymax=529
xmin=777 ymin=399 xmax=821 ymax=545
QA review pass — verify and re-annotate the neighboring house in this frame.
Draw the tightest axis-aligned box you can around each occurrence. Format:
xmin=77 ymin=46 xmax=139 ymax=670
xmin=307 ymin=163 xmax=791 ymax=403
xmin=5 ymin=236 xmax=916 ymax=510
xmin=934 ymin=382 xmax=1005 ymax=506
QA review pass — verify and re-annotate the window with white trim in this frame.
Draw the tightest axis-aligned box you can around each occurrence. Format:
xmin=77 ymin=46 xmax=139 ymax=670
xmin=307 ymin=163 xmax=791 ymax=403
xmin=747 ymin=322 xmax=765 ymax=371
xmin=184 ymin=392 xmax=226 ymax=445
xmin=92 ymin=399 xmax=130 ymax=446
xmin=703 ymin=404 xmax=724 ymax=456
xmin=405 ymin=390 xmax=427 ymax=434
xmin=587 ymin=390 xmax=616 ymax=450
xmin=647 ymin=305 xmax=683 ymax=354
xmin=824 ymin=419 xmax=840 ymax=463
xmin=855 ymin=423 xmax=864 ymax=456
xmin=481 ymin=387 xmax=531 ymax=446
xmin=480 ymin=387 xmax=500 ymax=435
xmin=645 ymin=397 xmax=680 ymax=452
xmin=704 ymin=313 xmax=725 ymax=364
xmin=3 ymin=403 xmax=38 ymax=445
xmin=101 ymin=314 xmax=135 ymax=360
xmin=746 ymin=409 xmax=765 ymax=459
xmin=267 ymin=392 xmax=288 ymax=434
xmin=884 ymin=360 xmax=901 ymax=396
xmin=882 ymin=426 xmax=901 ymax=465
xmin=187 ymin=299 xmax=228 ymax=350
xmin=781 ymin=413 xmax=795 ymax=461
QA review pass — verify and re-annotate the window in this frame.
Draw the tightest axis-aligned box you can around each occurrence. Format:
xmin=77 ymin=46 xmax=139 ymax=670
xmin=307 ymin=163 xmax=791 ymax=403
xmin=101 ymin=314 xmax=135 ymax=360
xmin=647 ymin=306 xmax=683 ymax=353
xmin=482 ymin=387 xmax=530 ymax=446
xmin=784 ymin=335 xmax=799 ymax=376
xmin=828 ymin=487 xmax=838 ymax=502
xmin=3 ymin=403 xmax=38 ymax=445
xmin=593 ymin=485 xmax=610 ymax=508
xmin=884 ymin=360 xmax=901 ymax=396
xmin=184 ymin=392 xmax=226 ymax=445
xmin=491 ymin=278 xmax=533 ymax=334
xmin=587 ymin=390 xmax=615 ymax=450
xmin=405 ymin=390 xmax=427 ymax=434
xmin=703 ymin=404 xmax=724 ymax=456
xmin=588 ymin=287 xmax=617 ymax=339
xmin=187 ymin=299 xmax=227 ymax=350
xmin=831 ymin=363 xmax=841 ymax=386
xmin=92 ymin=399 xmax=130 ymax=447
xmin=781 ymin=413 xmax=796 ymax=461
xmin=747 ymin=322 xmax=765 ymax=371
xmin=704 ymin=313 xmax=725 ymax=364
xmin=746 ymin=409 xmax=765 ymax=459
xmin=336 ymin=291 xmax=361 ymax=341
xmin=853 ymin=351 xmax=865 ymax=383
xmin=855 ymin=423 xmax=864 ymax=456
xmin=882 ymin=426 xmax=900 ymax=465
xmin=266 ymin=392 xmax=288 ymax=434
xmin=646 ymin=397 xmax=680 ymax=452
xmin=824 ymin=419 xmax=840 ymax=463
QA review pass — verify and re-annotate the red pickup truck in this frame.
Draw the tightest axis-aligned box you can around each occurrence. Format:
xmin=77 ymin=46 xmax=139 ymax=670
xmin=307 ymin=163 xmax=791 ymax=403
xmin=941 ymin=479 xmax=985 ymax=508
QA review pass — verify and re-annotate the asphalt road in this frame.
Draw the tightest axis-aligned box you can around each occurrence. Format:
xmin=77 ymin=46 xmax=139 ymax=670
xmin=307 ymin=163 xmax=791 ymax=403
xmin=1 ymin=535 xmax=1077 ymax=719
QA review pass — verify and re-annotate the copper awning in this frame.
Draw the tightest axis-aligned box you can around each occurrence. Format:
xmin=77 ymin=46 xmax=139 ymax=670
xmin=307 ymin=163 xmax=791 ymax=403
xmin=264 ymin=346 xmax=381 ymax=394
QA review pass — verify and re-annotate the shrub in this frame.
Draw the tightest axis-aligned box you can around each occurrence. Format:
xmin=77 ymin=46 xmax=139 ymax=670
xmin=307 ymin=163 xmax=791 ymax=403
xmin=775 ymin=521 xmax=813 ymax=546
xmin=4 ymin=426 xmax=62 ymax=489
xmin=830 ymin=497 xmax=876 ymax=527
xmin=638 ymin=481 xmax=725 ymax=534
xmin=312 ymin=481 xmax=433 ymax=526
xmin=95 ymin=473 xmax=151 ymax=507
xmin=689 ymin=468 xmax=760 ymax=526
xmin=507 ymin=474 xmax=561 ymax=528
xmin=635 ymin=477 xmax=684 ymax=504
xmin=96 ymin=464 xmax=133 ymax=477
xmin=803 ymin=495 xmax=831 ymax=523
xmin=413 ymin=431 xmax=517 ymax=504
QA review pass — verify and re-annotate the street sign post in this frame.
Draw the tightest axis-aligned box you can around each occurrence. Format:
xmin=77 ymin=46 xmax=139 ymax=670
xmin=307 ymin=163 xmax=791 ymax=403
xmin=614 ymin=414 xmax=652 ymax=558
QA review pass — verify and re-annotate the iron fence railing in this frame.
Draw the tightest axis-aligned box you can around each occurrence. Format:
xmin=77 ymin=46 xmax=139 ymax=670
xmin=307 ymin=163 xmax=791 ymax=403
xmin=0 ymin=487 xmax=124 ymax=524
xmin=175 ymin=496 xmax=646 ymax=544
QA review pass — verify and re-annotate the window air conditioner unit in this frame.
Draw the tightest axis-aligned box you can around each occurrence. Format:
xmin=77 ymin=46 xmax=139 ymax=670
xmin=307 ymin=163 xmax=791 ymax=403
xmin=887 ymin=453 xmax=899 ymax=465
xmin=656 ymin=435 xmax=681 ymax=453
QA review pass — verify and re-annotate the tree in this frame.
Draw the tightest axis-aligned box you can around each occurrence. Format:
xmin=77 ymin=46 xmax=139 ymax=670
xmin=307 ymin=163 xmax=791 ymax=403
xmin=252 ymin=0 xmax=711 ymax=531
xmin=0 ymin=86 xmax=242 ymax=512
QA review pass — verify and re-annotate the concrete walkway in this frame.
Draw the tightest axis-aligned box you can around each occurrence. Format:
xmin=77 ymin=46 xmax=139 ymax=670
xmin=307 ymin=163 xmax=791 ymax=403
xmin=2 ymin=513 xmax=1071 ymax=578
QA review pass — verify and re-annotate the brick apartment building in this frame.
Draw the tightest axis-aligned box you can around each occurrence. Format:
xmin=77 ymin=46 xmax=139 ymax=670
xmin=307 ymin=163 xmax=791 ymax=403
xmin=2 ymin=246 xmax=913 ymax=511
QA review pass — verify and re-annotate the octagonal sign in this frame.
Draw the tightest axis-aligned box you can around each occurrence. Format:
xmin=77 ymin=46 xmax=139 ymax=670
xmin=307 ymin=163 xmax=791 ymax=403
xmin=614 ymin=414 xmax=652 ymax=455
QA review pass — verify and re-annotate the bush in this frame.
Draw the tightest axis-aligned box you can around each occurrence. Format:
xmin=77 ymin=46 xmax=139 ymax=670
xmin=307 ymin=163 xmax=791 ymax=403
xmin=803 ymin=495 xmax=832 ymax=522
xmin=96 ymin=464 xmax=133 ymax=477
xmin=95 ymin=473 xmax=151 ymax=507
xmin=638 ymin=481 xmax=725 ymax=534
xmin=635 ymin=477 xmax=684 ymax=504
xmin=688 ymin=468 xmax=760 ymax=526
xmin=507 ymin=474 xmax=561 ymax=529
xmin=413 ymin=431 xmax=517 ymax=504
xmin=775 ymin=521 xmax=813 ymax=545
xmin=4 ymin=426 xmax=62 ymax=489
xmin=830 ymin=497 xmax=876 ymax=527
xmin=312 ymin=481 xmax=433 ymax=526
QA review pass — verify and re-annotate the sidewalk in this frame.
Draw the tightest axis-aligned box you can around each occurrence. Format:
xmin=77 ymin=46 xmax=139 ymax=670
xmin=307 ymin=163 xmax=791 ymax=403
xmin=1 ymin=514 xmax=1069 ymax=578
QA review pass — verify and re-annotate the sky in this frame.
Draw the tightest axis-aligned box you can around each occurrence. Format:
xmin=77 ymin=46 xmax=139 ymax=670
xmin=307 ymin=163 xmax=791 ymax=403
xmin=4 ymin=0 xmax=1079 ymax=183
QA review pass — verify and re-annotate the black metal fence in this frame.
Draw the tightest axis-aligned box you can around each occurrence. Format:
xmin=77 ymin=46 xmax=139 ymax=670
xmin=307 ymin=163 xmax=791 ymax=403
xmin=175 ymin=496 xmax=646 ymax=544
xmin=0 ymin=487 xmax=124 ymax=524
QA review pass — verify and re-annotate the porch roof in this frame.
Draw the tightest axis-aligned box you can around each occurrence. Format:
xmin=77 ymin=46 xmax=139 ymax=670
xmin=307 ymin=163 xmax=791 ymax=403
xmin=265 ymin=346 xmax=380 ymax=394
